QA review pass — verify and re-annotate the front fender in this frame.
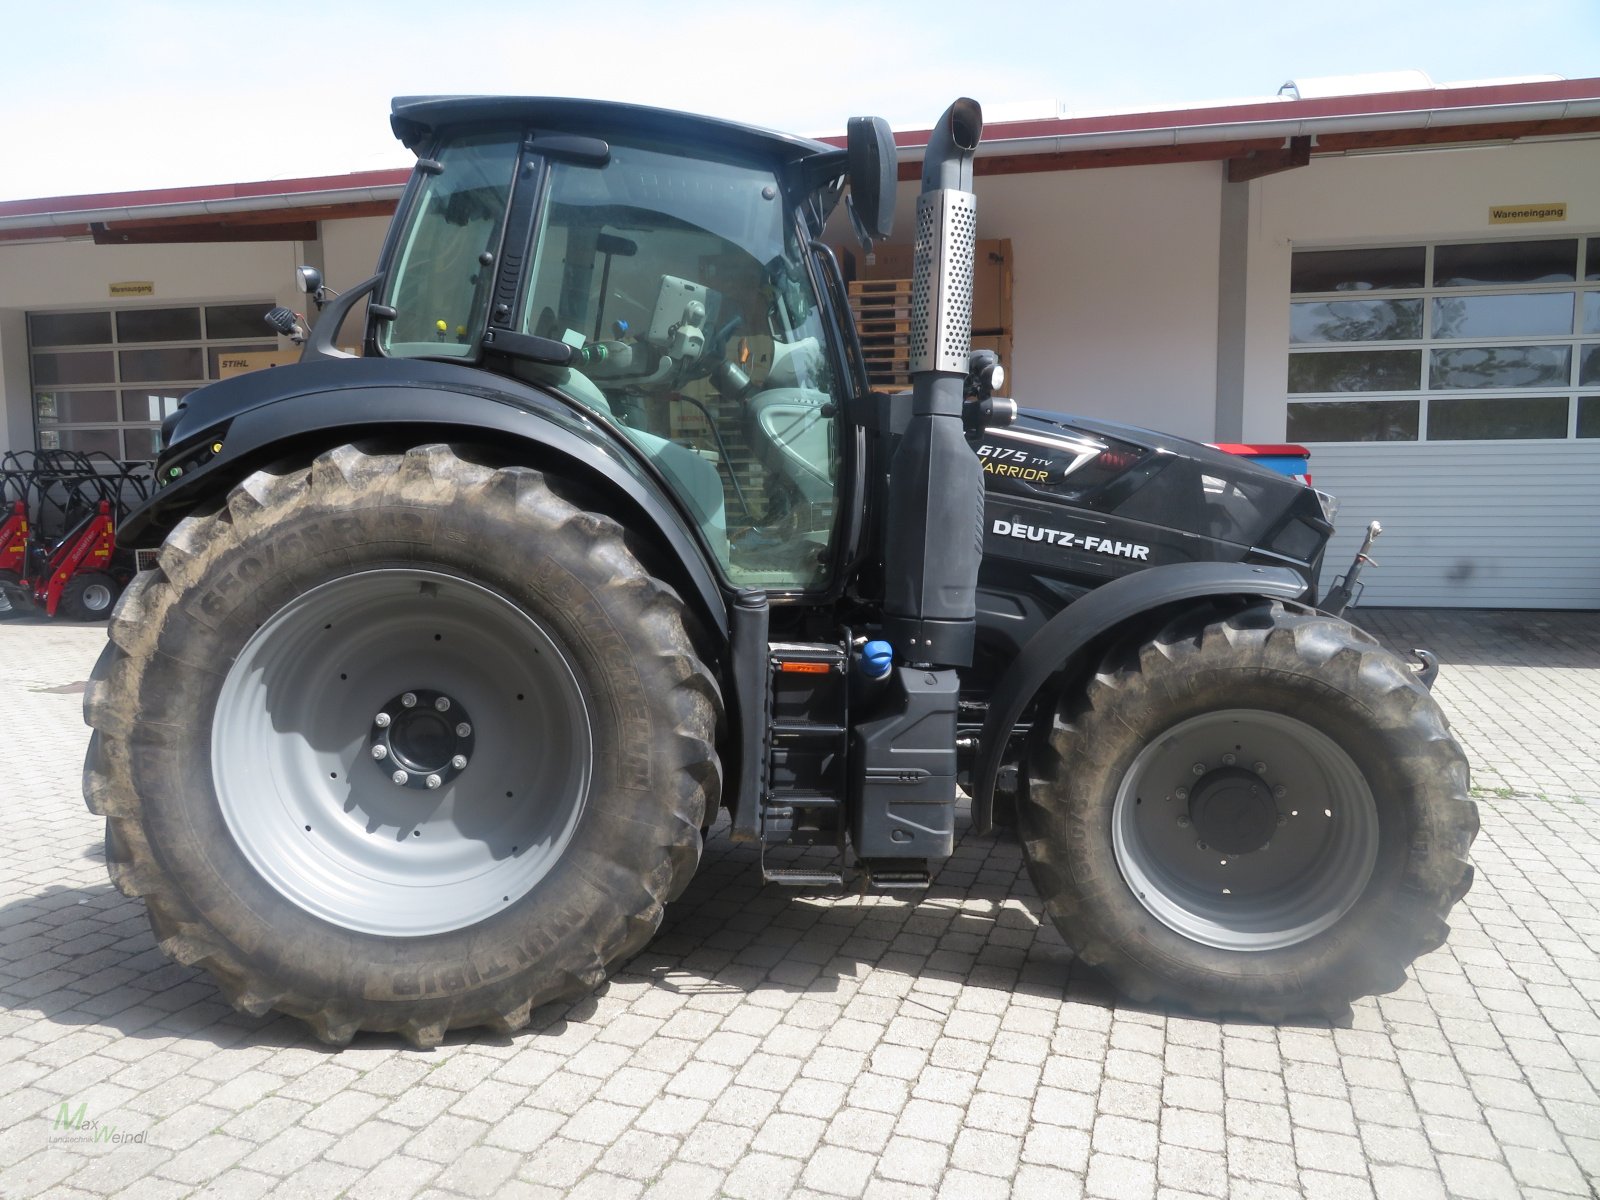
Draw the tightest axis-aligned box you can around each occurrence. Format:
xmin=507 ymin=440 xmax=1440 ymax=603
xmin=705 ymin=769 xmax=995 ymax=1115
xmin=970 ymin=561 xmax=1312 ymax=834
xmin=126 ymin=358 xmax=728 ymax=635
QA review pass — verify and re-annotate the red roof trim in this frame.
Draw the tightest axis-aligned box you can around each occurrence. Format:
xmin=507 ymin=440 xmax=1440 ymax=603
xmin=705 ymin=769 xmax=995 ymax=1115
xmin=0 ymin=167 xmax=410 ymax=221
xmin=818 ymin=75 xmax=1600 ymax=150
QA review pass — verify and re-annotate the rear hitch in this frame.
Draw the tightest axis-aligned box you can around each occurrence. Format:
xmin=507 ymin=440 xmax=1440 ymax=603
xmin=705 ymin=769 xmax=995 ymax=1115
xmin=1322 ymin=520 xmax=1382 ymax=617
xmin=1410 ymin=648 xmax=1439 ymax=690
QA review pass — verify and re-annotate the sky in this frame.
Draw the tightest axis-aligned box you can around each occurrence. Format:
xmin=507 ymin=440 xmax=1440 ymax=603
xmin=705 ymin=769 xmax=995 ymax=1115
xmin=3 ymin=0 xmax=1599 ymax=203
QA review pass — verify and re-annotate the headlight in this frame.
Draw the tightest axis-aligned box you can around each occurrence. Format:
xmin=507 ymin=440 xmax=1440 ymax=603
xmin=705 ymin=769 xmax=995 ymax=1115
xmin=1314 ymin=489 xmax=1340 ymax=526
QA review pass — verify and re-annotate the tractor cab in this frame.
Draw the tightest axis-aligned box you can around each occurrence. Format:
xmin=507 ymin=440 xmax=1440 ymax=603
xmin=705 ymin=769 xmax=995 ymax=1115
xmin=373 ymin=98 xmax=867 ymax=593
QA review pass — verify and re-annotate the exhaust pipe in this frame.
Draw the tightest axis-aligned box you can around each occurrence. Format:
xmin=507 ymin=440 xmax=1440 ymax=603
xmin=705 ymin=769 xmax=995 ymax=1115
xmin=881 ymin=98 xmax=984 ymax=667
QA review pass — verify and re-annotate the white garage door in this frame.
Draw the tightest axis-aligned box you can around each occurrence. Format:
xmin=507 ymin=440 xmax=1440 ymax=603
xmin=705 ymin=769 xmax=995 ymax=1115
xmin=1311 ymin=442 xmax=1600 ymax=609
xmin=1285 ymin=236 xmax=1599 ymax=609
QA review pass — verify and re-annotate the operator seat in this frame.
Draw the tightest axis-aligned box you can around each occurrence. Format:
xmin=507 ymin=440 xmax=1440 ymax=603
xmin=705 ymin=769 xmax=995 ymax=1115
xmin=511 ymin=359 xmax=729 ymax=560
xmin=743 ymin=338 xmax=834 ymax=509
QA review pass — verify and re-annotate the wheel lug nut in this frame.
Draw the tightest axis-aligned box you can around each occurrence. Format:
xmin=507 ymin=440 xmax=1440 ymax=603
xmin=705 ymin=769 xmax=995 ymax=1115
xmin=1192 ymin=763 xmax=1206 ymax=776
xmin=1174 ymin=787 xmax=1188 ymax=801
xmin=451 ymin=754 xmax=468 ymax=771
xmin=1196 ymin=841 xmax=1208 ymax=851
xmin=392 ymin=770 xmax=409 ymax=786
xmin=456 ymin=722 xmax=472 ymax=738
xmin=1262 ymin=842 xmax=1271 ymax=852
xmin=435 ymin=697 xmax=451 ymax=712
xmin=1273 ymin=785 xmax=1287 ymax=798
xmin=1176 ymin=815 xmax=1190 ymax=827
xmin=371 ymin=745 xmax=388 ymax=760
xmin=1277 ymin=814 xmax=1287 ymax=826
xmin=402 ymin=692 xmax=417 ymax=708
xmin=1253 ymin=761 xmax=1267 ymax=774
xmin=1222 ymin=753 xmax=1236 ymax=766
xmin=426 ymin=774 xmax=442 ymax=789
xmin=375 ymin=712 xmax=391 ymax=728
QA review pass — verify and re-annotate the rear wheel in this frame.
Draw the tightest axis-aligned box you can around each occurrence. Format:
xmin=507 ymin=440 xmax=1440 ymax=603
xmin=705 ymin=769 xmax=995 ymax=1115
xmin=84 ymin=444 xmax=721 ymax=1045
xmin=1022 ymin=601 xmax=1476 ymax=1019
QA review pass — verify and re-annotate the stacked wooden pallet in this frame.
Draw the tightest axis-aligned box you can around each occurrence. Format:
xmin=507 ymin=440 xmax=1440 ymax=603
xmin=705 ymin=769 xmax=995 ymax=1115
xmin=841 ymin=238 xmax=1014 ymax=396
xmin=848 ymin=279 xmax=914 ymax=391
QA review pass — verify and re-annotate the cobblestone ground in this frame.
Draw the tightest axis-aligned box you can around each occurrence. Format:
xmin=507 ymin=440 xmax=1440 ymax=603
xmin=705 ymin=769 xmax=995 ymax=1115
xmin=1 ymin=608 xmax=1597 ymax=1200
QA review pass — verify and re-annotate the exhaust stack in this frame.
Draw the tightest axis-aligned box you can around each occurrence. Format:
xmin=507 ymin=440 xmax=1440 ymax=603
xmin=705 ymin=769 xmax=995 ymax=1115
xmin=881 ymin=98 xmax=985 ymax=667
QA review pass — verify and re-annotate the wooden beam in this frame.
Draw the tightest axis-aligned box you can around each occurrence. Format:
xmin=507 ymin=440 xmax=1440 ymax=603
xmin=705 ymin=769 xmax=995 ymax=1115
xmin=0 ymin=222 xmax=92 ymax=243
xmin=1313 ymin=114 xmax=1600 ymax=153
xmin=1227 ymin=136 xmax=1312 ymax=183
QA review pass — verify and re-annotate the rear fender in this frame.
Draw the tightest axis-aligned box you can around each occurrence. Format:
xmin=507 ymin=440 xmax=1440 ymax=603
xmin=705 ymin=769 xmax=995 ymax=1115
xmin=970 ymin=561 xmax=1312 ymax=834
xmin=126 ymin=370 xmax=728 ymax=636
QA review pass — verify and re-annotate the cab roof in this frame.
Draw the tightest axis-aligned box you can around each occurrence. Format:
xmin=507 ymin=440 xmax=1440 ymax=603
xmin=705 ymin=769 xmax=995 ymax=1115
xmin=390 ymin=95 xmax=848 ymax=173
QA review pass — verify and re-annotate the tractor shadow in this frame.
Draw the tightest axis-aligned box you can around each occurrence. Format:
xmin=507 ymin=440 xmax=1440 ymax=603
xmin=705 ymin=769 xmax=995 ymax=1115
xmin=1352 ymin=606 xmax=1600 ymax=670
xmin=0 ymin=811 xmax=1336 ymax=1059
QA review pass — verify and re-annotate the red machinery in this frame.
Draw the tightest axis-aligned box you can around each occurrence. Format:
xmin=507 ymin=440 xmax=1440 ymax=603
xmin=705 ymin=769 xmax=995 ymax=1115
xmin=0 ymin=450 xmax=150 ymax=620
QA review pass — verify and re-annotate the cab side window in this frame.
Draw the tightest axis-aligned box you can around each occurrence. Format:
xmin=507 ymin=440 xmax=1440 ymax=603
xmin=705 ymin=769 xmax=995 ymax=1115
xmin=519 ymin=146 xmax=843 ymax=591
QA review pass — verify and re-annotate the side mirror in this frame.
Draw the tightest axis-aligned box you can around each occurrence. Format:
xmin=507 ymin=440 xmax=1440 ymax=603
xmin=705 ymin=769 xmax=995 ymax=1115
xmin=846 ymin=116 xmax=896 ymax=245
xmin=295 ymin=266 xmax=323 ymax=296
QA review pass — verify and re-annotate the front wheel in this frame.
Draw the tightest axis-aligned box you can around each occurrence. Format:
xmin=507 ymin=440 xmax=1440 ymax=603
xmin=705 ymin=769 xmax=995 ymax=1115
xmin=1022 ymin=601 xmax=1477 ymax=1019
xmin=61 ymin=571 xmax=120 ymax=621
xmin=84 ymin=444 xmax=721 ymax=1045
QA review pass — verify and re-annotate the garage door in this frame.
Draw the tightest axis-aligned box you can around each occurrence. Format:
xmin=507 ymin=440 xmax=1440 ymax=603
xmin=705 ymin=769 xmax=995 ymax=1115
xmin=1311 ymin=442 xmax=1600 ymax=609
xmin=1285 ymin=236 xmax=1600 ymax=609
xmin=28 ymin=302 xmax=277 ymax=461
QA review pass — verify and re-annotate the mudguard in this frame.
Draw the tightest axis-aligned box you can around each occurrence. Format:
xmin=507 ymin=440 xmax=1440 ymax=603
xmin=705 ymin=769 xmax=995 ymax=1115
xmin=970 ymin=561 xmax=1312 ymax=834
xmin=124 ymin=357 xmax=728 ymax=634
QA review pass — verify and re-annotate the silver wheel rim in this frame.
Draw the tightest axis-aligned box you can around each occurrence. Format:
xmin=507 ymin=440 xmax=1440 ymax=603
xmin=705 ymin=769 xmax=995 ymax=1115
xmin=82 ymin=583 xmax=113 ymax=613
xmin=213 ymin=568 xmax=593 ymax=937
xmin=1112 ymin=709 xmax=1379 ymax=951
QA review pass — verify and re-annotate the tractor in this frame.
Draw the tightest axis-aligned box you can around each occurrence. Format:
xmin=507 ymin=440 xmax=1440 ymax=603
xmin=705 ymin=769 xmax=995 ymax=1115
xmin=84 ymin=95 xmax=1476 ymax=1046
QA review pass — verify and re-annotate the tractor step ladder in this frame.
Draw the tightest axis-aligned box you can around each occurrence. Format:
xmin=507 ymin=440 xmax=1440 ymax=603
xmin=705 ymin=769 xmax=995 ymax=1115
xmin=760 ymin=642 xmax=849 ymax=887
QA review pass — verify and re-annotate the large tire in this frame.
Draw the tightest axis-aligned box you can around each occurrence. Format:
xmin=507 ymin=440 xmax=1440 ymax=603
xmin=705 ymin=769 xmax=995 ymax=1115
xmin=1022 ymin=600 xmax=1476 ymax=1019
xmin=84 ymin=444 xmax=721 ymax=1046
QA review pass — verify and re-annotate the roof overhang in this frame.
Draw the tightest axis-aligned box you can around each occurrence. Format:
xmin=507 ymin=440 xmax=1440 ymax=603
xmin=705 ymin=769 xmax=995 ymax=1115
xmin=3 ymin=76 xmax=1598 ymax=244
xmin=828 ymin=76 xmax=1600 ymax=181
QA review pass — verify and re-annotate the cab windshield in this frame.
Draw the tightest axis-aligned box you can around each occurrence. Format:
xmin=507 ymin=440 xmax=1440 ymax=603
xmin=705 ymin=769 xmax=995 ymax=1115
xmin=376 ymin=131 xmax=520 ymax=358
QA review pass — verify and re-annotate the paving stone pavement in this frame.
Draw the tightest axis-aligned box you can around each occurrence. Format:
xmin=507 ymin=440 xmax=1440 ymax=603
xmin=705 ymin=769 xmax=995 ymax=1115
xmin=1 ymin=607 xmax=1597 ymax=1200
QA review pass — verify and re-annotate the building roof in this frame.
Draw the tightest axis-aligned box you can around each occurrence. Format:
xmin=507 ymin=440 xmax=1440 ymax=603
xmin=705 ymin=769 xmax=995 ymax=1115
xmin=3 ymin=74 xmax=1597 ymax=243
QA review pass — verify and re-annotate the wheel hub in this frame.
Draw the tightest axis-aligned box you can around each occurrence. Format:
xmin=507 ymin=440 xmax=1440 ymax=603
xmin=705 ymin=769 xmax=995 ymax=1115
xmin=369 ymin=689 xmax=476 ymax=789
xmin=1188 ymin=766 xmax=1277 ymax=854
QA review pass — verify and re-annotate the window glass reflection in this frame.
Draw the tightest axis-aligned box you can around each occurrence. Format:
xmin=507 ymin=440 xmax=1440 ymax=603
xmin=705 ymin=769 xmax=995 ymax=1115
xmin=1291 ymin=247 xmax=1424 ymax=293
xmin=1580 ymin=344 xmax=1600 ymax=387
xmin=116 ymin=307 xmax=202 ymax=343
xmin=28 ymin=311 xmax=112 ymax=347
xmin=1428 ymin=396 xmax=1568 ymax=440
xmin=1288 ymin=350 xmax=1421 ymax=393
xmin=1431 ymin=293 xmax=1573 ymax=339
xmin=1287 ymin=400 xmax=1419 ymax=441
xmin=1433 ymin=239 xmax=1577 ymax=287
xmin=1429 ymin=345 xmax=1571 ymax=390
xmin=33 ymin=351 xmax=115 ymax=387
xmin=1290 ymin=298 xmax=1421 ymax=343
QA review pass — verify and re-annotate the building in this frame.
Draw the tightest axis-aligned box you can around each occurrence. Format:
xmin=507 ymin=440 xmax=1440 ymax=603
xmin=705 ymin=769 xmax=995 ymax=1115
xmin=2 ymin=74 xmax=1597 ymax=607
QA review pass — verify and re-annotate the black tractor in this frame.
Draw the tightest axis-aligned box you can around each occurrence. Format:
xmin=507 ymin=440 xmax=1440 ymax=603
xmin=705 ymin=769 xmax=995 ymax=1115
xmin=85 ymin=95 xmax=1476 ymax=1046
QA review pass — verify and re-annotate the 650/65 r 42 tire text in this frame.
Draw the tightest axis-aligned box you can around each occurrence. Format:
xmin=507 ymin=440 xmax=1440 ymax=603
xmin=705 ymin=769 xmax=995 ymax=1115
xmin=83 ymin=444 xmax=721 ymax=1046
xmin=1022 ymin=601 xmax=1477 ymax=1020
